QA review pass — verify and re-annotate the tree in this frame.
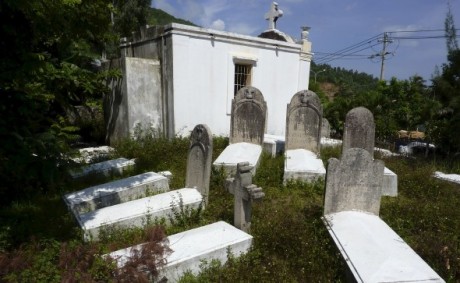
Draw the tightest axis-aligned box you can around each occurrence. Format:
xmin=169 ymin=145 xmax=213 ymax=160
xmin=0 ymin=0 xmax=114 ymax=203
xmin=445 ymin=1 xmax=459 ymax=55
xmin=113 ymin=0 xmax=152 ymax=37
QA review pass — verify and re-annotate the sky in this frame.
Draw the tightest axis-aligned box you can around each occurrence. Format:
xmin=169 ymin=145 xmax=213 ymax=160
xmin=153 ymin=0 xmax=460 ymax=83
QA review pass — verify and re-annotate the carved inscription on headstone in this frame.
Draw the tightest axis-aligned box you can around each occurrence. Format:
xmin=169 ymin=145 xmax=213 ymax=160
xmin=230 ymin=87 xmax=267 ymax=145
xmin=285 ymin=90 xmax=322 ymax=153
xmin=342 ymin=107 xmax=375 ymax=157
xmin=323 ymin=148 xmax=384 ymax=215
xmin=186 ymin=124 xmax=213 ymax=204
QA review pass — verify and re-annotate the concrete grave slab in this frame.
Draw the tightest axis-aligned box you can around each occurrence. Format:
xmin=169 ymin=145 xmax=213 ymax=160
xmin=69 ymin=157 xmax=135 ymax=179
xmin=108 ymin=221 xmax=253 ymax=282
xmin=383 ymin=167 xmax=398 ymax=197
xmin=323 ymin=211 xmax=445 ymax=283
xmin=263 ymin=134 xmax=285 ymax=157
xmin=78 ymin=188 xmax=202 ymax=241
xmin=64 ymin=172 xmax=170 ymax=215
xmin=283 ymin=149 xmax=326 ymax=182
xmin=73 ymin=146 xmax=115 ymax=164
xmin=213 ymin=142 xmax=262 ymax=176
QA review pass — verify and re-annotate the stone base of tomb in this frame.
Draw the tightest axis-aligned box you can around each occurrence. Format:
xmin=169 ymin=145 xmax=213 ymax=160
xmin=383 ymin=167 xmax=398 ymax=196
xmin=283 ymin=149 xmax=326 ymax=183
xmin=213 ymin=142 xmax=262 ymax=176
xmin=107 ymin=221 xmax=253 ymax=282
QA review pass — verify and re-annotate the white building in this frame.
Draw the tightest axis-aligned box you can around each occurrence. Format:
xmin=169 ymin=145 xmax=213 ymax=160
xmin=105 ymin=5 xmax=312 ymax=143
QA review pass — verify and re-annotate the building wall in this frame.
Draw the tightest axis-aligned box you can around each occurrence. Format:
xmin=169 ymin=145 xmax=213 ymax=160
xmin=169 ymin=25 xmax=311 ymax=137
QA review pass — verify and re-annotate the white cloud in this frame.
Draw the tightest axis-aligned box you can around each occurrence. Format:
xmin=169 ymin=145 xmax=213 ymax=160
xmin=228 ymin=22 xmax=260 ymax=35
xmin=210 ymin=19 xmax=226 ymax=30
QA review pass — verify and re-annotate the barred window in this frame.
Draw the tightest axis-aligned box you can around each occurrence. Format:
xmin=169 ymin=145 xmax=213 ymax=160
xmin=234 ymin=64 xmax=252 ymax=96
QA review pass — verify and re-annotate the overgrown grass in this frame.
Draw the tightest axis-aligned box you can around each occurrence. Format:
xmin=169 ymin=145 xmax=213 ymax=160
xmin=0 ymin=137 xmax=459 ymax=282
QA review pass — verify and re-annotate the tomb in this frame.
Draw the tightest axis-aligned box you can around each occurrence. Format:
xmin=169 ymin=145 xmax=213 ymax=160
xmin=213 ymin=87 xmax=267 ymax=176
xmin=283 ymin=90 xmax=326 ymax=182
xmin=323 ymin=148 xmax=444 ymax=282
xmin=107 ymin=221 xmax=253 ymax=282
xmin=342 ymin=107 xmax=398 ymax=196
xmin=185 ymin=124 xmax=213 ymax=204
xmin=225 ymin=162 xmax=264 ymax=232
xmin=79 ymin=188 xmax=203 ymax=241
xmin=69 ymin=157 xmax=136 ymax=179
xmin=72 ymin=146 xmax=115 ymax=164
xmin=64 ymin=171 xmax=170 ymax=215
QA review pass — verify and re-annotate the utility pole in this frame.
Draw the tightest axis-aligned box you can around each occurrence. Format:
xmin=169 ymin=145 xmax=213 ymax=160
xmin=378 ymin=32 xmax=393 ymax=81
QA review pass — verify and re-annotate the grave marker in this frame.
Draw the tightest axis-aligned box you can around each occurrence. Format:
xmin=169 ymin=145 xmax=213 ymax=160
xmin=185 ymin=124 xmax=213 ymax=204
xmin=342 ymin=107 xmax=375 ymax=157
xmin=324 ymin=148 xmax=384 ymax=215
xmin=230 ymin=86 xmax=267 ymax=146
xmin=226 ymin=162 xmax=264 ymax=232
xmin=285 ymin=90 xmax=322 ymax=153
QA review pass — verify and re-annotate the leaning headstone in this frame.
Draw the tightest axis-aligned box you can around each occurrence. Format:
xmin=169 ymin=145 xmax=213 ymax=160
xmin=185 ymin=124 xmax=213 ymax=204
xmin=225 ymin=162 xmax=264 ymax=232
xmin=321 ymin=118 xmax=331 ymax=138
xmin=342 ymin=107 xmax=375 ymax=157
xmin=285 ymin=90 xmax=322 ymax=153
xmin=324 ymin=148 xmax=384 ymax=215
xmin=283 ymin=90 xmax=325 ymax=182
xmin=229 ymin=86 xmax=267 ymax=146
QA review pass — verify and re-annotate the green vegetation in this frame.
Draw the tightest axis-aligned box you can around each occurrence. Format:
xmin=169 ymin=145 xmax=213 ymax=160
xmin=1 ymin=136 xmax=459 ymax=281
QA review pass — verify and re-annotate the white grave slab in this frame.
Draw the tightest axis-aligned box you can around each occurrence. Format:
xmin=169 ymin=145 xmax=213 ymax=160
xmin=69 ymin=157 xmax=136 ymax=179
xmin=79 ymin=188 xmax=203 ymax=241
xmin=320 ymin=137 xmax=342 ymax=147
xmin=283 ymin=149 xmax=326 ymax=182
xmin=73 ymin=146 xmax=115 ymax=164
xmin=383 ymin=167 xmax=398 ymax=196
xmin=108 ymin=221 xmax=253 ymax=282
xmin=323 ymin=211 xmax=445 ymax=283
xmin=263 ymin=134 xmax=285 ymax=157
xmin=213 ymin=142 xmax=262 ymax=176
xmin=64 ymin=172 xmax=170 ymax=214
xmin=434 ymin=171 xmax=460 ymax=185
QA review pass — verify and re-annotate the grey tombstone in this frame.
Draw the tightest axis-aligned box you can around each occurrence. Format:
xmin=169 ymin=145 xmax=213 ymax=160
xmin=342 ymin=107 xmax=375 ymax=157
xmin=186 ymin=124 xmax=213 ymax=204
xmin=323 ymin=148 xmax=384 ymax=216
xmin=321 ymin=118 xmax=331 ymax=138
xmin=285 ymin=90 xmax=323 ymax=153
xmin=230 ymin=86 xmax=267 ymax=146
xmin=226 ymin=162 xmax=264 ymax=232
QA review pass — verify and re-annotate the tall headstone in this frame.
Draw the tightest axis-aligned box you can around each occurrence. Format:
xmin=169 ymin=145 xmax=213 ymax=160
xmin=285 ymin=90 xmax=322 ymax=153
xmin=323 ymin=148 xmax=384 ymax=215
xmin=226 ymin=162 xmax=264 ymax=232
xmin=342 ymin=107 xmax=375 ymax=157
xmin=186 ymin=124 xmax=213 ymax=204
xmin=230 ymin=87 xmax=267 ymax=146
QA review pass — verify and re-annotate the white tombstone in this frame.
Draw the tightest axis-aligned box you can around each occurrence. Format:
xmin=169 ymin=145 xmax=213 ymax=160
xmin=69 ymin=157 xmax=135 ymax=179
xmin=283 ymin=90 xmax=326 ymax=182
xmin=107 ymin=221 xmax=253 ymax=282
xmin=64 ymin=171 xmax=170 ymax=215
xmin=323 ymin=211 xmax=445 ymax=283
xmin=214 ymin=87 xmax=267 ymax=176
xmin=78 ymin=188 xmax=203 ymax=241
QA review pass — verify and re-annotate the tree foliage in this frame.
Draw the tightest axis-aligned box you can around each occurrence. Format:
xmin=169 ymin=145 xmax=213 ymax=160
xmin=0 ymin=0 xmax=114 ymax=203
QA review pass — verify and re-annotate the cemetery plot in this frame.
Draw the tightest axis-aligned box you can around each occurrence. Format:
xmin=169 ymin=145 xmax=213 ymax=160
xmin=64 ymin=171 xmax=170 ymax=215
xmin=108 ymin=221 xmax=253 ymax=283
xmin=283 ymin=90 xmax=326 ymax=182
xmin=214 ymin=86 xmax=267 ymax=176
xmin=78 ymin=188 xmax=203 ymax=241
xmin=323 ymin=148 xmax=443 ymax=282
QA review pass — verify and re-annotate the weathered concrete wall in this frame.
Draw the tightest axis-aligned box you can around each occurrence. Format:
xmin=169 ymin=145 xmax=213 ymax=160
xmin=104 ymin=58 xmax=163 ymax=143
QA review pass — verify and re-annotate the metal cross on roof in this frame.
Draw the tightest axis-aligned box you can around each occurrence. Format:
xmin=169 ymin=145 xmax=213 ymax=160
xmin=265 ymin=2 xmax=284 ymax=30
